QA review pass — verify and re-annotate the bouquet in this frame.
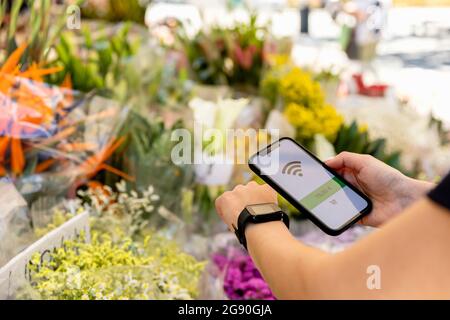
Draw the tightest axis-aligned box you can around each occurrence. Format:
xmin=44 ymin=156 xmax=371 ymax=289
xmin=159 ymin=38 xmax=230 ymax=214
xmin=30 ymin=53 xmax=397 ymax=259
xmin=179 ymin=14 xmax=272 ymax=92
xmin=261 ymin=61 xmax=405 ymax=173
xmin=261 ymin=63 xmax=343 ymax=146
xmin=19 ymin=231 xmax=205 ymax=300
xmin=0 ymin=44 xmax=131 ymax=199
xmin=10 ymin=179 xmax=205 ymax=300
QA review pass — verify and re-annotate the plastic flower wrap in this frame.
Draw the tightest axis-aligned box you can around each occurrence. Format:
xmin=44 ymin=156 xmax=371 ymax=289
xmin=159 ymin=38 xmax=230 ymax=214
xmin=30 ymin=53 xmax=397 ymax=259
xmin=32 ymin=200 xmax=85 ymax=238
xmin=0 ymin=179 xmax=35 ymax=267
xmin=0 ymin=44 xmax=130 ymax=202
xmin=18 ymin=231 xmax=205 ymax=300
xmin=298 ymin=222 xmax=371 ymax=253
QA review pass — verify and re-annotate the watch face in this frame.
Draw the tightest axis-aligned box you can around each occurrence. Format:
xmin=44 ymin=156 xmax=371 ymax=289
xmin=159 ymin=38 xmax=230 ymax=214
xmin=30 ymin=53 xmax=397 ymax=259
xmin=247 ymin=203 xmax=281 ymax=215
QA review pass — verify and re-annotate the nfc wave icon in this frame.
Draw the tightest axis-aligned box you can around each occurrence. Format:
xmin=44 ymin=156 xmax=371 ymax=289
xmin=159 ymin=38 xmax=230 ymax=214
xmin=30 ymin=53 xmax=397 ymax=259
xmin=282 ymin=161 xmax=303 ymax=177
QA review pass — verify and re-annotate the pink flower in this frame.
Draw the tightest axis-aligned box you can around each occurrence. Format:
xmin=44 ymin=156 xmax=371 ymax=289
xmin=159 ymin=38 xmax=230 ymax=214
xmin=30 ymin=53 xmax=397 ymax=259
xmin=233 ymin=44 xmax=259 ymax=70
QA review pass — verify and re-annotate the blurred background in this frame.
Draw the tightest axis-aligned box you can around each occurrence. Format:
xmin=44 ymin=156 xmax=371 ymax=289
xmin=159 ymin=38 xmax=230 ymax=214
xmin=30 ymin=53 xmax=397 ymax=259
xmin=0 ymin=0 xmax=449 ymax=300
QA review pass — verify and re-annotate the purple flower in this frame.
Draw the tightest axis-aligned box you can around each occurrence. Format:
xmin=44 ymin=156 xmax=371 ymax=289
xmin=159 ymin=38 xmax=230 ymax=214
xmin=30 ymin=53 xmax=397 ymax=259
xmin=212 ymin=254 xmax=228 ymax=271
xmin=212 ymin=249 xmax=275 ymax=300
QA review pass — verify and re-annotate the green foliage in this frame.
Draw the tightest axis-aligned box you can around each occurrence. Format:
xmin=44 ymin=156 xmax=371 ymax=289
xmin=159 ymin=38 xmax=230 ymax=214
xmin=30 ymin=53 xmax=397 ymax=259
xmin=0 ymin=0 xmax=81 ymax=64
xmin=47 ymin=23 xmax=193 ymax=110
xmin=100 ymin=111 xmax=195 ymax=217
xmin=21 ymin=231 xmax=205 ymax=300
xmin=429 ymin=114 xmax=450 ymax=145
xmin=192 ymin=185 xmax=225 ymax=222
xmin=313 ymin=68 xmax=341 ymax=83
xmin=129 ymin=45 xmax=194 ymax=109
xmin=48 ymin=23 xmax=141 ymax=95
xmin=179 ymin=13 xmax=268 ymax=90
xmin=333 ymin=121 xmax=404 ymax=172
xmin=81 ymin=0 xmax=150 ymax=24
xmin=148 ymin=64 xmax=194 ymax=108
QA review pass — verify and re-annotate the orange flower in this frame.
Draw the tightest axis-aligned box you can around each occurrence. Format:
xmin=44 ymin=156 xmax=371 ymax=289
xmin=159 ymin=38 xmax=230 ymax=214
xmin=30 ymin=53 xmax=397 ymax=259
xmin=79 ymin=137 xmax=135 ymax=182
xmin=0 ymin=136 xmax=10 ymax=163
xmin=0 ymin=165 xmax=6 ymax=177
xmin=11 ymin=138 xmax=25 ymax=175
xmin=0 ymin=43 xmax=64 ymax=176
xmin=0 ymin=43 xmax=130 ymax=182
xmin=0 ymin=43 xmax=27 ymax=75
xmin=35 ymin=158 xmax=56 ymax=173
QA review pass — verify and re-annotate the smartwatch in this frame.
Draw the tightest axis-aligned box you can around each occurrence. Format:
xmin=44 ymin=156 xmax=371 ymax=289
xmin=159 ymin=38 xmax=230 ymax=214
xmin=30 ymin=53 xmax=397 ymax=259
xmin=234 ymin=203 xmax=289 ymax=250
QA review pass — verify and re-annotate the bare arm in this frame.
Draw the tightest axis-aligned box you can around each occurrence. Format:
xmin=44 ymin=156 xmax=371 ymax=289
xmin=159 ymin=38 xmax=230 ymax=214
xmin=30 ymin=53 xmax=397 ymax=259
xmin=215 ymin=153 xmax=442 ymax=299
xmin=245 ymin=199 xmax=450 ymax=299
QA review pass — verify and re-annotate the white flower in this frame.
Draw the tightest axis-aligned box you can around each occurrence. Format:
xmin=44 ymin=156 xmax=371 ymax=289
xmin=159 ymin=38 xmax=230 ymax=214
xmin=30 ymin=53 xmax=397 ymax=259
xmin=116 ymin=180 xmax=127 ymax=193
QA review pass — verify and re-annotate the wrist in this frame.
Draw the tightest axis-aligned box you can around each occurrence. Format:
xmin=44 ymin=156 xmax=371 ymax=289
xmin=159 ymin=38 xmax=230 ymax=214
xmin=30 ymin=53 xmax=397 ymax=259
xmin=245 ymin=221 xmax=289 ymax=251
xmin=409 ymin=178 xmax=435 ymax=197
xmin=234 ymin=204 xmax=289 ymax=250
xmin=402 ymin=177 xmax=435 ymax=207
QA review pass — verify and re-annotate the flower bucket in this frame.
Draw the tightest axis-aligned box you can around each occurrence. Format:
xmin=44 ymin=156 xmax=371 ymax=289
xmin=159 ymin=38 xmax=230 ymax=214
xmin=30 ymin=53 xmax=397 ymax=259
xmin=0 ymin=210 xmax=90 ymax=299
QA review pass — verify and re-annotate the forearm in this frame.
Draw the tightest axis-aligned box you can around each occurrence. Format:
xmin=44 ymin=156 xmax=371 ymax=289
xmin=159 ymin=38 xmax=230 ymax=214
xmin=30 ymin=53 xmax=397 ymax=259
xmin=245 ymin=221 xmax=329 ymax=299
xmin=300 ymin=199 xmax=450 ymax=299
xmin=246 ymin=199 xmax=450 ymax=299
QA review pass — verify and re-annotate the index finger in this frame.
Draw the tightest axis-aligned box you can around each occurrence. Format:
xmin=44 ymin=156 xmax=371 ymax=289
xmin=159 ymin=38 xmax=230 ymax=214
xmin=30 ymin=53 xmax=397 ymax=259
xmin=325 ymin=152 xmax=368 ymax=173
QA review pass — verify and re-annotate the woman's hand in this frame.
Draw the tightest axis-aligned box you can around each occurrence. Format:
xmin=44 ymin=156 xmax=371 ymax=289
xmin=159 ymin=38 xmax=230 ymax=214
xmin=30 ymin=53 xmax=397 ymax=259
xmin=215 ymin=152 xmax=434 ymax=229
xmin=215 ymin=181 xmax=277 ymax=231
xmin=326 ymin=152 xmax=434 ymax=227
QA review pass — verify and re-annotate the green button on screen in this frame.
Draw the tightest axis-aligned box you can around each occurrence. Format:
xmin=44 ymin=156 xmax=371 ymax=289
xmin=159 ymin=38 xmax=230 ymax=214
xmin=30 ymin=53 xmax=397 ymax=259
xmin=299 ymin=177 xmax=345 ymax=210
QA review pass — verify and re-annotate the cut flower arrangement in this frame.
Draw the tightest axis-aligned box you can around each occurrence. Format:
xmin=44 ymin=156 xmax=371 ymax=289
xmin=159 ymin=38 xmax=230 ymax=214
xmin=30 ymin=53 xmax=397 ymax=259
xmin=20 ymin=231 xmax=205 ymax=300
xmin=179 ymin=14 xmax=279 ymax=92
xmin=261 ymin=61 xmax=405 ymax=172
xmin=0 ymin=45 xmax=130 ymax=185
xmin=15 ymin=181 xmax=205 ymax=300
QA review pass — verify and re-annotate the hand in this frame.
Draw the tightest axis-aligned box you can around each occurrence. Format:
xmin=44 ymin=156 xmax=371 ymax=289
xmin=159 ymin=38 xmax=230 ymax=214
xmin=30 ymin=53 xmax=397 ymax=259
xmin=215 ymin=181 xmax=277 ymax=231
xmin=326 ymin=152 xmax=434 ymax=227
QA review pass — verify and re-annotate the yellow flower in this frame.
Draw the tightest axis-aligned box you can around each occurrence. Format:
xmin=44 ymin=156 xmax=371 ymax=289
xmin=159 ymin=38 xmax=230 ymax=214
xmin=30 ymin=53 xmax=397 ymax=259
xmin=266 ymin=54 xmax=290 ymax=67
xmin=279 ymin=67 xmax=324 ymax=109
xmin=284 ymin=103 xmax=343 ymax=142
xmin=261 ymin=65 xmax=325 ymax=109
xmin=358 ymin=123 xmax=368 ymax=133
xmin=21 ymin=231 xmax=205 ymax=300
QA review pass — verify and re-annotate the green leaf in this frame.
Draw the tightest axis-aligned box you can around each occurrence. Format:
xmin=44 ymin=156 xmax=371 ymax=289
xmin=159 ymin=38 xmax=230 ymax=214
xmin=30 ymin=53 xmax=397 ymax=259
xmin=6 ymin=0 xmax=23 ymax=53
xmin=82 ymin=26 xmax=93 ymax=49
xmin=0 ymin=1 xmax=6 ymax=28
xmin=23 ymin=155 xmax=38 ymax=177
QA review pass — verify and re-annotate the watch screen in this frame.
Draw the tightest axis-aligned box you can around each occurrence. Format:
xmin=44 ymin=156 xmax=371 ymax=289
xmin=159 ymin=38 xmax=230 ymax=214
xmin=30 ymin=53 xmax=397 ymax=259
xmin=247 ymin=203 xmax=280 ymax=215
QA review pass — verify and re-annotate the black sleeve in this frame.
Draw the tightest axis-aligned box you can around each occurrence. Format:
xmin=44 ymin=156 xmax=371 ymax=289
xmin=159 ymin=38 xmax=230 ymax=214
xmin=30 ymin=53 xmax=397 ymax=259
xmin=428 ymin=172 xmax=450 ymax=210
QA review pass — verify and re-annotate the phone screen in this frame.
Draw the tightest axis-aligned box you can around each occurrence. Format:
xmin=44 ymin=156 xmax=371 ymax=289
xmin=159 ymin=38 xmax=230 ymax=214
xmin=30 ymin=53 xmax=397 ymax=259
xmin=249 ymin=138 xmax=370 ymax=232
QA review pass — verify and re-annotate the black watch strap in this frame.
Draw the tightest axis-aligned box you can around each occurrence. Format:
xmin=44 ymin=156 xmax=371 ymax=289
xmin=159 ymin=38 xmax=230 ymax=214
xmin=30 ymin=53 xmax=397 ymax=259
xmin=234 ymin=207 xmax=289 ymax=250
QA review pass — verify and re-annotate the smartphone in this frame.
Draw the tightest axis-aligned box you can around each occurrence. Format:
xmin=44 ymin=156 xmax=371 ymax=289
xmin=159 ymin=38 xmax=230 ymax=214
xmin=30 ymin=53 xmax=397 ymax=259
xmin=248 ymin=137 xmax=372 ymax=235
